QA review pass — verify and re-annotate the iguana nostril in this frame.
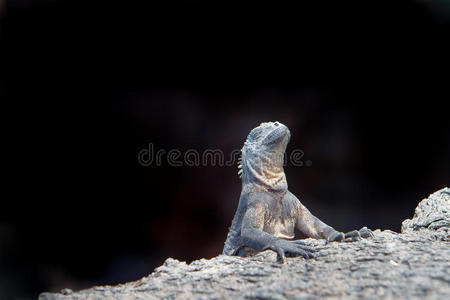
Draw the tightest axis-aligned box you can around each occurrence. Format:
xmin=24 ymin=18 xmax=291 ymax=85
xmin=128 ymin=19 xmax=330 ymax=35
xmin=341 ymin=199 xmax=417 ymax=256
xmin=274 ymin=122 xmax=279 ymax=127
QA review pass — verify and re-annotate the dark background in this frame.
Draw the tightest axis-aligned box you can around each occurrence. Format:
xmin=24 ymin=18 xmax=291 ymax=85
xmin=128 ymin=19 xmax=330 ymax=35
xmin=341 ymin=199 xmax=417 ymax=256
xmin=2 ymin=0 xmax=450 ymax=299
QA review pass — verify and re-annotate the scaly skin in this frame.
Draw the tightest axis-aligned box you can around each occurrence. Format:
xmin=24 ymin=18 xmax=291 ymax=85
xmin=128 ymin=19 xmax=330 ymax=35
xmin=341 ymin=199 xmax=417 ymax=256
xmin=223 ymin=121 xmax=373 ymax=261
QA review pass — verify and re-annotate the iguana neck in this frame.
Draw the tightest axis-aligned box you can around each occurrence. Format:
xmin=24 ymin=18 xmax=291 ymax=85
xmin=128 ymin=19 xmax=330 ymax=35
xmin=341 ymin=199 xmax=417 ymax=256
xmin=243 ymin=151 xmax=288 ymax=191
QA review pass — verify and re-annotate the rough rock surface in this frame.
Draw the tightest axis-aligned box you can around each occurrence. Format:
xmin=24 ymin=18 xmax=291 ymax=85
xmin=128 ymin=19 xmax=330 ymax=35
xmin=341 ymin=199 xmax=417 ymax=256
xmin=40 ymin=188 xmax=450 ymax=300
xmin=402 ymin=187 xmax=449 ymax=240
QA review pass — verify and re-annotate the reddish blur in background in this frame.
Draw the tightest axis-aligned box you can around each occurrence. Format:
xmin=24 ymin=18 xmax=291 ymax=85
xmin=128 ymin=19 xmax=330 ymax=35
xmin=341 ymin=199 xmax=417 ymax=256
xmin=1 ymin=1 xmax=450 ymax=299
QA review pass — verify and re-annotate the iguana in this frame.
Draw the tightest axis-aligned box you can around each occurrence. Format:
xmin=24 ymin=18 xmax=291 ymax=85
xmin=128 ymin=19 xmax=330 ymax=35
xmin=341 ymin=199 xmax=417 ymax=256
xmin=223 ymin=121 xmax=373 ymax=261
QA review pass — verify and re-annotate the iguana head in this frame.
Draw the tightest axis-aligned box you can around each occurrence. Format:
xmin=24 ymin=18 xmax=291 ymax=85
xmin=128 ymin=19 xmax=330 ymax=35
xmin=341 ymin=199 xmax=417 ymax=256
xmin=238 ymin=121 xmax=290 ymax=190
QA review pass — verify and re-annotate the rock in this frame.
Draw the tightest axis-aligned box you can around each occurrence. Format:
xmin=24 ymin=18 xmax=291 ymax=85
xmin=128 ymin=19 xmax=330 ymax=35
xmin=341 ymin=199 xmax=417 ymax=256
xmin=39 ymin=188 xmax=450 ymax=300
xmin=401 ymin=187 xmax=449 ymax=240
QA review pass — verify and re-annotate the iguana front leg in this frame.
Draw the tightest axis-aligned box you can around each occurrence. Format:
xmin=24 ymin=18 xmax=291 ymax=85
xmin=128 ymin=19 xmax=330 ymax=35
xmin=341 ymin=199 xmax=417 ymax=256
xmin=292 ymin=193 xmax=374 ymax=243
xmin=295 ymin=200 xmax=341 ymax=241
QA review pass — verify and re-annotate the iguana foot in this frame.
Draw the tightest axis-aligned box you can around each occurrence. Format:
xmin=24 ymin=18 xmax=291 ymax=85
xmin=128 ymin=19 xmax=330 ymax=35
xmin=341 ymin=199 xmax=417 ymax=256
xmin=326 ymin=230 xmax=345 ymax=243
xmin=326 ymin=227 xmax=374 ymax=243
xmin=265 ymin=239 xmax=320 ymax=263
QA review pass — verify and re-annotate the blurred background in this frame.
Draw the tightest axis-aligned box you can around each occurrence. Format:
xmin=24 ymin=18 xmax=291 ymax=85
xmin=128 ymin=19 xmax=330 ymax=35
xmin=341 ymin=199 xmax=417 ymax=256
xmin=1 ymin=0 xmax=450 ymax=299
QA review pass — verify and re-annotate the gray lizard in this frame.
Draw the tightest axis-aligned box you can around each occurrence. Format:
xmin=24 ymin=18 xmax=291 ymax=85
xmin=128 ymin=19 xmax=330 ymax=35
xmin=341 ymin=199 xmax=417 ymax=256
xmin=223 ymin=121 xmax=373 ymax=261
